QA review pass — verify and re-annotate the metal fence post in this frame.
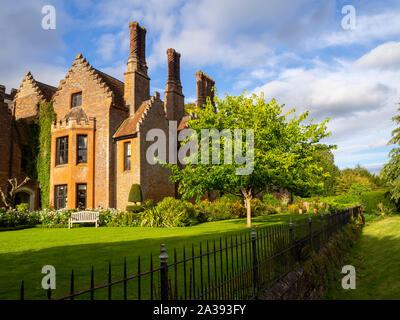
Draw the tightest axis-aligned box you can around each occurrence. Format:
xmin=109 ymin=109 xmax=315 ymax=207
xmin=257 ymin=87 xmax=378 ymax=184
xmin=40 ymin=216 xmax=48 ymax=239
xmin=159 ymin=243 xmax=169 ymax=300
xmin=320 ymin=214 xmax=324 ymax=243
xmin=308 ymin=215 xmax=313 ymax=252
xmin=289 ymin=219 xmax=295 ymax=266
xmin=251 ymin=227 xmax=258 ymax=294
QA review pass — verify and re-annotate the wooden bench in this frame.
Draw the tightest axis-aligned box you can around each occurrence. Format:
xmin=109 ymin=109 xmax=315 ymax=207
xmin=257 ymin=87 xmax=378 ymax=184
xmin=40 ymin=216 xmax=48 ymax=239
xmin=69 ymin=211 xmax=99 ymax=229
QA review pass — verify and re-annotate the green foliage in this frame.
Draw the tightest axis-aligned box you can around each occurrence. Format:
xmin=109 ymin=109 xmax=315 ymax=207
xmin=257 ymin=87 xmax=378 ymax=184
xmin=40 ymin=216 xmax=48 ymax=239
xmin=360 ymin=191 xmax=397 ymax=217
xmin=0 ymin=208 xmax=40 ymax=228
xmin=17 ymin=120 xmax=40 ymax=180
xmin=348 ymin=182 xmax=372 ymax=198
xmin=140 ymin=197 xmax=198 ymax=227
xmin=37 ymin=102 xmax=56 ymax=208
xmin=165 ymin=92 xmax=334 ymax=226
xmin=262 ymin=193 xmax=281 ymax=207
xmin=382 ymin=105 xmax=400 ymax=201
xmin=126 ymin=204 xmax=145 ymax=213
xmin=198 ymin=199 xmax=245 ymax=222
xmin=304 ymin=219 xmax=363 ymax=294
xmin=311 ymin=149 xmax=340 ymax=196
xmin=128 ymin=184 xmax=143 ymax=203
xmin=336 ymin=165 xmax=384 ymax=196
xmin=16 ymin=203 xmax=29 ymax=212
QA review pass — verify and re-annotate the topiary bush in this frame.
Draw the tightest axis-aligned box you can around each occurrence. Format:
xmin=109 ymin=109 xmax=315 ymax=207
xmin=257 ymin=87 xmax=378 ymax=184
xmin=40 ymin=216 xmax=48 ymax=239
xmin=128 ymin=184 xmax=143 ymax=203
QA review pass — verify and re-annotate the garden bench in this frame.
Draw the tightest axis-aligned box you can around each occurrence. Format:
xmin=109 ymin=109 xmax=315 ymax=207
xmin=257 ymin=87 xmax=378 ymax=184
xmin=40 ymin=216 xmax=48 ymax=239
xmin=69 ymin=211 xmax=99 ymax=228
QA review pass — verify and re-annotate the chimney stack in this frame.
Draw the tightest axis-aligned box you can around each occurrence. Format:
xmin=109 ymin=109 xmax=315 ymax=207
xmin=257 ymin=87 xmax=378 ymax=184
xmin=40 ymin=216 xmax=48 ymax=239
xmin=0 ymin=85 xmax=5 ymax=110
xmin=196 ymin=71 xmax=215 ymax=110
xmin=164 ymin=48 xmax=184 ymax=123
xmin=124 ymin=21 xmax=150 ymax=116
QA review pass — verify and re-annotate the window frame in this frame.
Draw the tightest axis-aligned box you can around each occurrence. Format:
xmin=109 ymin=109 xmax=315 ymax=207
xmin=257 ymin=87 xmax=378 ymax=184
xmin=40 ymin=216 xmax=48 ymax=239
xmin=77 ymin=134 xmax=88 ymax=164
xmin=124 ymin=141 xmax=131 ymax=171
xmin=71 ymin=91 xmax=82 ymax=108
xmin=56 ymin=136 xmax=69 ymax=165
xmin=55 ymin=184 xmax=68 ymax=210
xmin=76 ymin=183 xmax=87 ymax=209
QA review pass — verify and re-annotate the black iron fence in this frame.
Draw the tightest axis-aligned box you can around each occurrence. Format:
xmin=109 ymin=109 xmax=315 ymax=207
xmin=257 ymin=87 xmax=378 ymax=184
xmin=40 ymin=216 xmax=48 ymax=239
xmin=20 ymin=206 xmax=361 ymax=300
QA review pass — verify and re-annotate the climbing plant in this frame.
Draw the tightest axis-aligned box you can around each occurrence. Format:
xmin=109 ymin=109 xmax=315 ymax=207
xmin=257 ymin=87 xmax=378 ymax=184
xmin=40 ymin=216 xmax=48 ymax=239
xmin=36 ymin=101 xmax=56 ymax=208
xmin=18 ymin=119 xmax=40 ymax=180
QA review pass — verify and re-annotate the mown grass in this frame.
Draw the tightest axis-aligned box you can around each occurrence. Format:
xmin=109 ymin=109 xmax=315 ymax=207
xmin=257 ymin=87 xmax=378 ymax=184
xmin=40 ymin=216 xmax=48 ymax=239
xmin=324 ymin=216 xmax=400 ymax=299
xmin=0 ymin=213 xmax=312 ymax=300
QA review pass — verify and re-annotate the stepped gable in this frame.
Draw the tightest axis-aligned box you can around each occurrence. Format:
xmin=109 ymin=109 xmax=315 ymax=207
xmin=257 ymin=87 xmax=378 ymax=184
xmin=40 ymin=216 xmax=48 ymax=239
xmin=15 ymin=71 xmax=57 ymax=102
xmin=54 ymin=53 xmax=127 ymax=111
xmin=113 ymin=92 xmax=165 ymax=139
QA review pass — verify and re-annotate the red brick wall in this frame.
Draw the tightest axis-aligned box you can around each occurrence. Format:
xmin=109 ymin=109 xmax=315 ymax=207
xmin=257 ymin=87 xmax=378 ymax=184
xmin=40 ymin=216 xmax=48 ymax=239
xmin=51 ymin=55 xmax=128 ymax=209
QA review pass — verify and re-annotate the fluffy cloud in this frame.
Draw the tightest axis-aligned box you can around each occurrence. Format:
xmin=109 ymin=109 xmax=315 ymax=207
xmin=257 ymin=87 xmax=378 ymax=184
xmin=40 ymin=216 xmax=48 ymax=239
xmin=251 ymin=42 xmax=399 ymax=171
xmin=355 ymin=41 xmax=400 ymax=70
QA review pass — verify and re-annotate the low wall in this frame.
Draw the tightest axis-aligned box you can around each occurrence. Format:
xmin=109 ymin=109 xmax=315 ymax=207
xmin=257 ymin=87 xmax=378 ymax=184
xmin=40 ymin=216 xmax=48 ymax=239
xmin=258 ymin=217 xmax=364 ymax=300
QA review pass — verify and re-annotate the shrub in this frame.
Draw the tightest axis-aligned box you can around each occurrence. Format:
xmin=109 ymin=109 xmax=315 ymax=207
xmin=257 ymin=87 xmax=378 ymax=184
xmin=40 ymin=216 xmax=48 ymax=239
xmin=360 ymin=191 xmax=397 ymax=216
xmin=251 ymin=198 xmax=277 ymax=215
xmin=262 ymin=193 xmax=281 ymax=207
xmin=106 ymin=210 xmax=140 ymax=227
xmin=126 ymin=204 xmax=144 ymax=213
xmin=198 ymin=199 xmax=245 ymax=222
xmin=16 ymin=203 xmax=29 ymax=212
xmin=128 ymin=184 xmax=143 ymax=203
xmin=140 ymin=197 xmax=198 ymax=227
xmin=0 ymin=208 xmax=40 ymax=228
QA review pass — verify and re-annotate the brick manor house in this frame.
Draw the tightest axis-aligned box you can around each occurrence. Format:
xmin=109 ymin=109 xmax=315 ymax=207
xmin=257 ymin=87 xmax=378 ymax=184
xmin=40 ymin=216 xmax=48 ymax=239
xmin=0 ymin=21 xmax=215 ymax=211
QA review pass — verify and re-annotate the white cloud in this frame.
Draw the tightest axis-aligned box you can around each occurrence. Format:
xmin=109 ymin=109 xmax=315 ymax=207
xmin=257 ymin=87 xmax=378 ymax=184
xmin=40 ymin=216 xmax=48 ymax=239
xmin=315 ymin=12 xmax=400 ymax=49
xmin=355 ymin=41 xmax=400 ymax=70
xmin=251 ymin=42 xmax=400 ymax=170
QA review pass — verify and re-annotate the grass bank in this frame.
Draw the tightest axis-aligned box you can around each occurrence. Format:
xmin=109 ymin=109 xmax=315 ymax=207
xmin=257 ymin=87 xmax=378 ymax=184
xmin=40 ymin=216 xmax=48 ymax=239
xmin=324 ymin=216 xmax=400 ymax=299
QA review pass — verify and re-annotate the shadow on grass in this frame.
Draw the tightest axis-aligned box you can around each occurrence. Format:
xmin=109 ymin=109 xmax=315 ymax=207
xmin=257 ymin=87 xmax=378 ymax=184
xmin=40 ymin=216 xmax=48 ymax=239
xmin=324 ymin=218 xmax=400 ymax=300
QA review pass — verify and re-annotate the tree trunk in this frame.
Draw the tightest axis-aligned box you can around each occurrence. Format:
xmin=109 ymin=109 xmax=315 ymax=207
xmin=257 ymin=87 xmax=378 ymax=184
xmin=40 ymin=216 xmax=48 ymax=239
xmin=242 ymin=188 xmax=253 ymax=228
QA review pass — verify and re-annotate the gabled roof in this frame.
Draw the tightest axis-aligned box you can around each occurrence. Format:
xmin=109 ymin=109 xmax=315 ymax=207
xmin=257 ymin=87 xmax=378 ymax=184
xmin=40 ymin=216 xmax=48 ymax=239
xmin=93 ymin=68 xmax=125 ymax=109
xmin=113 ymin=102 xmax=148 ymax=139
xmin=15 ymin=71 xmax=57 ymax=102
xmin=35 ymin=81 xmax=57 ymax=101
xmin=54 ymin=54 xmax=127 ymax=111
xmin=113 ymin=92 xmax=164 ymax=140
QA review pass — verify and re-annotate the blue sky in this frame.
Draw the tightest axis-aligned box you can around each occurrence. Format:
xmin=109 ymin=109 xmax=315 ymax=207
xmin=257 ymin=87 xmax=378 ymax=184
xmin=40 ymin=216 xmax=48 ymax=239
xmin=1 ymin=0 xmax=400 ymax=174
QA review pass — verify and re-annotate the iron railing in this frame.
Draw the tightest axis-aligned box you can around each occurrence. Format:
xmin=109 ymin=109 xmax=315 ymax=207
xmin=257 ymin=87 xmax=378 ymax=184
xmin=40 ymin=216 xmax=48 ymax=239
xmin=20 ymin=206 xmax=361 ymax=300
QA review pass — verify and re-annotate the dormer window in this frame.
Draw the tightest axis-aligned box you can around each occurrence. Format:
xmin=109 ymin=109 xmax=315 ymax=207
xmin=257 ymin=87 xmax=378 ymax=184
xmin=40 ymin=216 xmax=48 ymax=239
xmin=71 ymin=92 xmax=82 ymax=107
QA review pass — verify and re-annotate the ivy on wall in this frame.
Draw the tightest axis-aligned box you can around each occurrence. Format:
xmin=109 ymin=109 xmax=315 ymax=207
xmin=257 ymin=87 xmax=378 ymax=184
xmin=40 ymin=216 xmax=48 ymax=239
xmin=36 ymin=101 xmax=56 ymax=208
xmin=18 ymin=120 xmax=39 ymax=180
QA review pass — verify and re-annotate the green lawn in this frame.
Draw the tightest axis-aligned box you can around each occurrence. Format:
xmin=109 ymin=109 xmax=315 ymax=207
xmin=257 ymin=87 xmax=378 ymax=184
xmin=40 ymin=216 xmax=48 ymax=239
xmin=325 ymin=216 xmax=400 ymax=299
xmin=0 ymin=213 xmax=308 ymax=300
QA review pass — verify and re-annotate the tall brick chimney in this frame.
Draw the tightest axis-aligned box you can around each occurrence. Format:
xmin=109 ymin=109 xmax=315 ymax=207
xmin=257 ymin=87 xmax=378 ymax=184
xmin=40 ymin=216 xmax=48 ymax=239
xmin=0 ymin=85 xmax=6 ymax=112
xmin=196 ymin=70 xmax=215 ymax=110
xmin=164 ymin=48 xmax=184 ymax=123
xmin=124 ymin=21 xmax=150 ymax=116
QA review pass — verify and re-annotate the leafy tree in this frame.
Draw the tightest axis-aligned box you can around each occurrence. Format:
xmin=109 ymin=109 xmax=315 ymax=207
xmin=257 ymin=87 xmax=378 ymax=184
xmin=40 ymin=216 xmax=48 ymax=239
xmin=308 ymin=148 xmax=340 ymax=196
xmin=335 ymin=169 xmax=373 ymax=195
xmin=335 ymin=165 xmax=384 ymax=196
xmin=165 ymin=92 xmax=333 ymax=227
xmin=382 ymin=104 xmax=400 ymax=201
